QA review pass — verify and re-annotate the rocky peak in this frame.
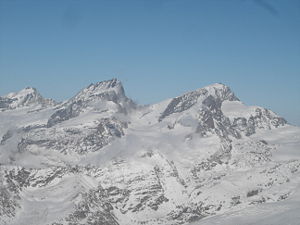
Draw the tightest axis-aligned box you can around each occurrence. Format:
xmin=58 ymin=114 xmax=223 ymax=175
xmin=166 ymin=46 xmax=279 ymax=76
xmin=4 ymin=87 xmax=39 ymax=101
xmin=0 ymin=87 xmax=56 ymax=110
xmin=200 ymin=83 xmax=239 ymax=102
xmin=47 ymin=79 xmax=135 ymax=127
xmin=72 ymin=78 xmax=126 ymax=102
xmin=159 ymin=83 xmax=239 ymax=121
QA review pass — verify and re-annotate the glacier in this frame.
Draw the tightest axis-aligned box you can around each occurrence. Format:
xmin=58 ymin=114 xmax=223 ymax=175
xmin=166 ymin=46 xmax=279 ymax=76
xmin=0 ymin=78 xmax=299 ymax=225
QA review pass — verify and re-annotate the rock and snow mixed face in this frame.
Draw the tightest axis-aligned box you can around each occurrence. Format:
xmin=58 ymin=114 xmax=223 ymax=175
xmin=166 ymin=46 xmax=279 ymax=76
xmin=0 ymin=87 xmax=56 ymax=110
xmin=47 ymin=79 xmax=135 ymax=127
xmin=0 ymin=79 xmax=299 ymax=225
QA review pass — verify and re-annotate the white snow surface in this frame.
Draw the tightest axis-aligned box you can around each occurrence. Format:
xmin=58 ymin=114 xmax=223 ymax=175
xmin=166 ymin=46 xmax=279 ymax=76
xmin=0 ymin=80 xmax=299 ymax=225
xmin=191 ymin=175 xmax=300 ymax=225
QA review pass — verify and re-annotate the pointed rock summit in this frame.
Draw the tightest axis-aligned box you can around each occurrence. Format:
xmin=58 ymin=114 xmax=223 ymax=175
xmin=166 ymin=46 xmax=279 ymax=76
xmin=47 ymin=79 xmax=135 ymax=127
xmin=159 ymin=83 xmax=239 ymax=121
xmin=202 ymin=83 xmax=239 ymax=102
xmin=0 ymin=87 xmax=55 ymax=110
xmin=72 ymin=78 xmax=127 ymax=102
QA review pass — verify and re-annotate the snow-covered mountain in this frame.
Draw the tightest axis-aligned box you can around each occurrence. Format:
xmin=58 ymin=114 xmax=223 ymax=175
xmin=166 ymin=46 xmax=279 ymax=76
xmin=0 ymin=79 xmax=299 ymax=225
xmin=0 ymin=87 xmax=56 ymax=111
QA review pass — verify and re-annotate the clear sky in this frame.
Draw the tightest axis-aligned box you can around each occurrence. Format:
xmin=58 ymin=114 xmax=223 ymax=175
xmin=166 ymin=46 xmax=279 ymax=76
xmin=0 ymin=0 xmax=299 ymax=125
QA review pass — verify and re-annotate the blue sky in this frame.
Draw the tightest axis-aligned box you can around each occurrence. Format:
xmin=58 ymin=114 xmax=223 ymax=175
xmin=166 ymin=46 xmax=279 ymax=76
xmin=0 ymin=0 xmax=299 ymax=125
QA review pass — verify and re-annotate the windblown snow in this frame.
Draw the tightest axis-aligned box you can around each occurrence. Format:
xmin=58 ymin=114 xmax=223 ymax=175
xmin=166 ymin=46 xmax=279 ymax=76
xmin=0 ymin=79 xmax=299 ymax=225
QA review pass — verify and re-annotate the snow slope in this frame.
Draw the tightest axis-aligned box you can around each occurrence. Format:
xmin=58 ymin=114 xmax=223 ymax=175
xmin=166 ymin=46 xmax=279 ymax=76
xmin=0 ymin=79 xmax=299 ymax=225
xmin=191 ymin=174 xmax=300 ymax=225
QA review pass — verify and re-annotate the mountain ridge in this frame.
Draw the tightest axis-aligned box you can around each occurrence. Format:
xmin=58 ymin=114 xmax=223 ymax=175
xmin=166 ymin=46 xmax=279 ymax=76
xmin=1 ymin=79 xmax=285 ymax=124
xmin=0 ymin=87 xmax=56 ymax=111
xmin=0 ymin=78 xmax=299 ymax=225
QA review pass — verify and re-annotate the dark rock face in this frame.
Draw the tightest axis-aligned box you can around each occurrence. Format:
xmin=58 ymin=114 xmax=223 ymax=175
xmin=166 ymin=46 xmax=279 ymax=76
xmin=0 ymin=167 xmax=33 ymax=222
xmin=0 ymin=130 xmax=13 ymax=145
xmin=232 ymin=108 xmax=286 ymax=136
xmin=62 ymin=186 xmax=119 ymax=225
xmin=251 ymin=108 xmax=286 ymax=128
xmin=168 ymin=204 xmax=205 ymax=224
xmin=47 ymin=79 xmax=135 ymax=127
xmin=47 ymin=100 xmax=85 ymax=127
xmin=197 ymin=95 xmax=240 ymax=140
xmin=247 ymin=189 xmax=260 ymax=197
xmin=0 ymin=97 xmax=14 ymax=109
xmin=19 ymin=118 xmax=128 ymax=154
xmin=159 ymin=85 xmax=285 ymax=142
xmin=159 ymin=90 xmax=205 ymax=121
xmin=159 ymin=84 xmax=238 ymax=122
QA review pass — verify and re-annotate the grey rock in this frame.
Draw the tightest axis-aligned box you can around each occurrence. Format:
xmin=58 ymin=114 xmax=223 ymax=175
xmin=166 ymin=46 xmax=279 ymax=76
xmin=0 ymin=87 xmax=56 ymax=110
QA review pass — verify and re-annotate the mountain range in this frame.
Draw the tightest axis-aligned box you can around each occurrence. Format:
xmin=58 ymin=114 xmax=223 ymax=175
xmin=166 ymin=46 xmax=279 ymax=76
xmin=0 ymin=78 xmax=299 ymax=225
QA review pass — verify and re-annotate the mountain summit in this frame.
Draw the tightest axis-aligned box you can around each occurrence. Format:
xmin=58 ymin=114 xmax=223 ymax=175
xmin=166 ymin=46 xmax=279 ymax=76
xmin=0 ymin=79 xmax=299 ymax=225
xmin=158 ymin=82 xmax=239 ymax=122
xmin=0 ymin=87 xmax=55 ymax=110
xmin=47 ymin=79 xmax=135 ymax=127
xmin=71 ymin=78 xmax=127 ymax=102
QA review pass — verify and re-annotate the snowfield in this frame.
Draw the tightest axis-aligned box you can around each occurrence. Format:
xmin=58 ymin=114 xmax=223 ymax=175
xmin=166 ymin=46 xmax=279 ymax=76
xmin=192 ymin=179 xmax=300 ymax=225
xmin=0 ymin=79 xmax=299 ymax=225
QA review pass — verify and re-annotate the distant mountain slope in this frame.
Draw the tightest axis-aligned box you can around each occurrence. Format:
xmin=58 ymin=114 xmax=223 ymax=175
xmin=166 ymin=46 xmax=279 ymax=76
xmin=0 ymin=79 xmax=299 ymax=225
xmin=0 ymin=87 xmax=56 ymax=110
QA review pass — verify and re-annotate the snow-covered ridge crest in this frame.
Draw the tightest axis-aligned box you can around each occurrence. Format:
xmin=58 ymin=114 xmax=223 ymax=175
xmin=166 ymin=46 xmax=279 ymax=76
xmin=0 ymin=87 xmax=56 ymax=110
xmin=72 ymin=78 xmax=126 ymax=102
xmin=0 ymin=78 xmax=299 ymax=225
xmin=47 ymin=78 xmax=135 ymax=127
xmin=158 ymin=83 xmax=239 ymax=121
xmin=199 ymin=82 xmax=239 ymax=102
